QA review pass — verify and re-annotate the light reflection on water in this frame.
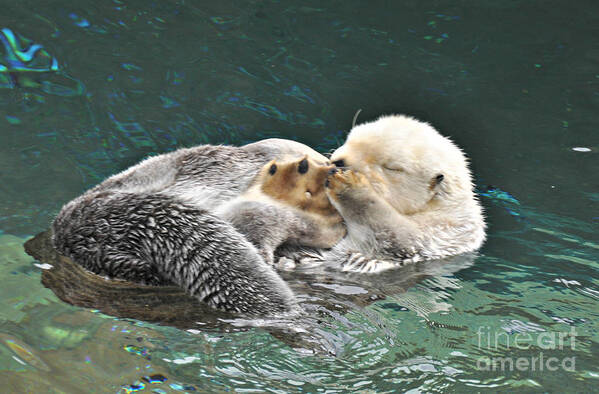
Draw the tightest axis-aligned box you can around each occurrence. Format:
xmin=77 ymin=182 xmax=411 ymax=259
xmin=0 ymin=0 xmax=598 ymax=392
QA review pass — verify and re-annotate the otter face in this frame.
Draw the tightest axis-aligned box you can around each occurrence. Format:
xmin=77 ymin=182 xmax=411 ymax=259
xmin=259 ymin=156 xmax=338 ymax=217
xmin=330 ymin=115 xmax=473 ymax=215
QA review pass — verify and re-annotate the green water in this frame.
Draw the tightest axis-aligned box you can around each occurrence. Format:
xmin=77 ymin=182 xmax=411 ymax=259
xmin=1 ymin=0 xmax=598 ymax=392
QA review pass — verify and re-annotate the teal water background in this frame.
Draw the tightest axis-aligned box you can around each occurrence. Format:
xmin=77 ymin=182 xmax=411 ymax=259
xmin=0 ymin=0 xmax=598 ymax=392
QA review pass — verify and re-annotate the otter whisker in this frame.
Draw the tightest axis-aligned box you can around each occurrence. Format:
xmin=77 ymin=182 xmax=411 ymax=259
xmin=352 ymin=108 xmax=363 ymax=129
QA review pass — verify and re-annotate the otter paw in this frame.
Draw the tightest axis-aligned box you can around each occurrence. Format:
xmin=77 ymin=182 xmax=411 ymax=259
xmin=325 ymin=169 xmax=369 ymax=199
xmin=342 ymin=253 xmax=398 ymax=273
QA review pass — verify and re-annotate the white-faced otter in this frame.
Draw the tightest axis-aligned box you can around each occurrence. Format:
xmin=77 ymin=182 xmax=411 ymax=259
xmin=323 ymin=114 xmax=486 ymax=273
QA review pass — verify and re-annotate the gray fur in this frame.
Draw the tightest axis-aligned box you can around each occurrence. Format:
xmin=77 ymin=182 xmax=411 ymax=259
xmin=320 ymin=195 xmax=417 ymax=273
xmin=218 ymin=199 xmax=343 ymax=265
xmin=52 ymin=139 xmax=321 ymax=316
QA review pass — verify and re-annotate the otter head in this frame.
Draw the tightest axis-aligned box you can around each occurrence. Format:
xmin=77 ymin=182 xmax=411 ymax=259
xmin=330 ymin=114 xmax=475 ymax=215
xmin=259 ymin=155 xmax=339 ymax=217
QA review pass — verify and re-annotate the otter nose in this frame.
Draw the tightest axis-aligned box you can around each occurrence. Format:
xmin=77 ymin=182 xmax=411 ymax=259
xmin=332 ymin=159 xmax=345 ymax=168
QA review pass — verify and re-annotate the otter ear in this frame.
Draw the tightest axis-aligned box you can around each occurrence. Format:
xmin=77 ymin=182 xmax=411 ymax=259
xmin=269 ymin=163 xmax=277 ymax=175
xmin=298 ymin=158 xmax=309 ymax=174
xmin=430 ymin=173 xmax=444 ymax=189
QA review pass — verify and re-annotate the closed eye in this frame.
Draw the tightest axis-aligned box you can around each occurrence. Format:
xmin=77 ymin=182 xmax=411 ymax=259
xmin=383 ymin=165 xmax=404 ymax=172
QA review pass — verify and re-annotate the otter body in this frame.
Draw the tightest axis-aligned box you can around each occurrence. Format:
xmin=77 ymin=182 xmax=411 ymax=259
xmin=53 ymin=115 xmax=486 ymax=315
xmin=321 ymin=114 xmax=486 ymax=273
xmin=52 ymin=139 xmax=331 ymax=315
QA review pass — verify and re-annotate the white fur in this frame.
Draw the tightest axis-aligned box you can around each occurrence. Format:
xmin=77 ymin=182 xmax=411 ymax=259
xmin=328 ymin=114 xmax=486 ymax=272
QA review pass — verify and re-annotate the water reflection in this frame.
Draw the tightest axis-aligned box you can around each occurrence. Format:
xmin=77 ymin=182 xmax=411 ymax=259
xmin=0 ymin=28 xmax=58 ymax=73
xmin=0 ymin=28 xmax=83 ymax=96
xmin=24 ymin=230 xmax=477 ymax=356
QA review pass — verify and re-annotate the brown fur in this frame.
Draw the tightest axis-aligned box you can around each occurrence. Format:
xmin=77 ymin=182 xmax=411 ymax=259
xmin=219 ymin=155 xmax=346 ymax=264
xmin=258 ymin=156 xmax=341 ymax=221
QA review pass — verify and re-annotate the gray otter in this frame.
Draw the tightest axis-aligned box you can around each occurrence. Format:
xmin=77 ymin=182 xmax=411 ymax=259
xmin=52 ymin=139 xmax=331 ymax=316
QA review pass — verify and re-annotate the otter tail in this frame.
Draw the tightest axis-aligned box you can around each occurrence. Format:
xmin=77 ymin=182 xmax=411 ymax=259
xmin=51 ymin=191 xmax=298 ymax=316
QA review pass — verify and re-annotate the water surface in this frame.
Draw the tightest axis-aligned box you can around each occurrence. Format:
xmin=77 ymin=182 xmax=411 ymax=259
xmin=0 ymin=0 xmax=597 ymax=392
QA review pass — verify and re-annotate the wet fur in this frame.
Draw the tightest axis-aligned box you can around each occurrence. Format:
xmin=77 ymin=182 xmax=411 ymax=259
xmin=52 ymin=139 xmax=331 ymax=315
